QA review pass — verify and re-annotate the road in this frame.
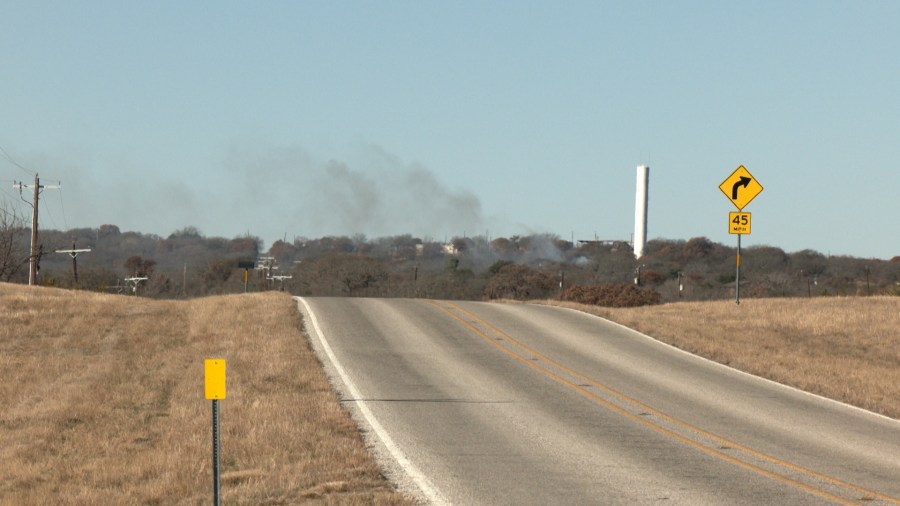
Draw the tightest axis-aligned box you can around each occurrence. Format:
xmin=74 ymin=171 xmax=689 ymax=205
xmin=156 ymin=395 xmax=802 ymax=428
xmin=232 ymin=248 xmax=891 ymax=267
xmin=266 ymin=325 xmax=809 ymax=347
xmin=296 ymin=297 xmax=900 ymax=505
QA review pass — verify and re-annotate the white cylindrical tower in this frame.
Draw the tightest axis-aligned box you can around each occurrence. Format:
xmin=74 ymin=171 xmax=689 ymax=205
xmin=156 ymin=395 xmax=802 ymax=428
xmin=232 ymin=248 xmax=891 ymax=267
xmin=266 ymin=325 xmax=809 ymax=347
xmin=634 ymin=165 xmax=649 ymax=258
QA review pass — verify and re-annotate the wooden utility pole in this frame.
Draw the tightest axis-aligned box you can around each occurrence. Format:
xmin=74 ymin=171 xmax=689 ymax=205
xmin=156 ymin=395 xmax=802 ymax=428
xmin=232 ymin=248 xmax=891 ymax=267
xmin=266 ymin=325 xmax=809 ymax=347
xmin=256 ymin=256 xmax=276 ymax=288
xmin=124 ymin=277 xmax=149 ymax=295
xmin=267 ymin=274 xmax=292 ymax=292
xmin=29 ymin=176 xmax=38 ymax=284
xmin=14 ymin=173 xmax=61 ymax=285
xmin=55 ymin=239 xmax=91 ymax=287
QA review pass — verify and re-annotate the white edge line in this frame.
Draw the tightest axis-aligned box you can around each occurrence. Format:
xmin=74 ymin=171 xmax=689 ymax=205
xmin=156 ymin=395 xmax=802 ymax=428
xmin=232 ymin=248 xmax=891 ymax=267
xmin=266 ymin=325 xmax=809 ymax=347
xmin=295 ymin=297 xmax=450 ymax=506
xmin=547 ymin=303 xmax=900 ymax=426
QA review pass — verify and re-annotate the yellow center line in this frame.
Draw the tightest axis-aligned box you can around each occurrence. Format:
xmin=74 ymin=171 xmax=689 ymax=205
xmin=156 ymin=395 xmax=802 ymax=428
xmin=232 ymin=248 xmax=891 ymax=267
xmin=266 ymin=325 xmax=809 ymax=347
xmin=424 ymin=300 xmax=897 ymax=506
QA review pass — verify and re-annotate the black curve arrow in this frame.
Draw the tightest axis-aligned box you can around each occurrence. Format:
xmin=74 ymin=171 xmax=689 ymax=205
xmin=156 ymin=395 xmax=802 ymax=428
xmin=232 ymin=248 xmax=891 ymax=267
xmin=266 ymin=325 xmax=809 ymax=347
xmin=732 ymin=176 xmax=751 ymax=200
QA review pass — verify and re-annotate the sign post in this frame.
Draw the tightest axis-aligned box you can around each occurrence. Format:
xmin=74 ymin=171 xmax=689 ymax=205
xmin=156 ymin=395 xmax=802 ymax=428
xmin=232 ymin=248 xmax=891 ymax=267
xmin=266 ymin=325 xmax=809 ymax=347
xmin=719 ymin=166 xmax=763 ymax=305
xmin=205 ymin=359 xmax=226 ymax=506
xmin=238 ymin=261 xmax=255 ymax=293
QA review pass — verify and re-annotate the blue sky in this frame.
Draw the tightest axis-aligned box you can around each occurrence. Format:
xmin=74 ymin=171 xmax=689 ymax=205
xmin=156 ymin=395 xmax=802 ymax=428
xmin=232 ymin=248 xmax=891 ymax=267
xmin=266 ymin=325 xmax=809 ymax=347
xmin=2 ymin=1 xmax=898 ymax=258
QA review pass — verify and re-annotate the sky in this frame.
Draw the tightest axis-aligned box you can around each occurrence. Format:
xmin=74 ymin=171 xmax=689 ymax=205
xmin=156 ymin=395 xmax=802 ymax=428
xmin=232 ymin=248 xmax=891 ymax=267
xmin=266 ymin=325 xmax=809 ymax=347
xmin=1 ymin=1 xmax=898 ymax=259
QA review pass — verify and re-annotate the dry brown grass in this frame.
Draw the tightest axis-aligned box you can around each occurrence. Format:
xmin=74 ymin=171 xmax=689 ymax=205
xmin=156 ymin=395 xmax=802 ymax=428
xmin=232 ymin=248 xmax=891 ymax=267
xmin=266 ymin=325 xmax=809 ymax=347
xmin=540 ymin=297 xmax=900 ymax=419
xmin=0 ymin=283 xmax=411 ymax=505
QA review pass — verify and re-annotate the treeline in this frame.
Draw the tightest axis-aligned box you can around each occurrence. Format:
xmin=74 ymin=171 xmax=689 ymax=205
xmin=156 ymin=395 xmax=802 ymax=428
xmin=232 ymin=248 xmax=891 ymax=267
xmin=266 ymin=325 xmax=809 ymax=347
xmin=1 ymin=225 xmax=260 ymax=297
xmin=281 ymin=234 xmax=899 ymax=302
xmin=3 ymin=225 xmax=900 ymax=304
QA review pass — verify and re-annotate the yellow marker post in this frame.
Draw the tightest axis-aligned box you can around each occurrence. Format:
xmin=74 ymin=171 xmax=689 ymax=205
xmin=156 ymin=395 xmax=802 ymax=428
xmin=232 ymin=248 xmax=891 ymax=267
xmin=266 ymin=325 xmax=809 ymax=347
xmin=205 ymin=359 xmax=226 ymax=400
xmin=205 ymin=359 xmax=226 ymax=506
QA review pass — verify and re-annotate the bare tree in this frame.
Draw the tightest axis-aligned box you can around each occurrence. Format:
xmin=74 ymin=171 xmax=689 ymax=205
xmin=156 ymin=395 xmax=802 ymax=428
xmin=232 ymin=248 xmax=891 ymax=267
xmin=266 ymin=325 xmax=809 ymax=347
xmin=0 ymin=201 xmax=26 ymax=281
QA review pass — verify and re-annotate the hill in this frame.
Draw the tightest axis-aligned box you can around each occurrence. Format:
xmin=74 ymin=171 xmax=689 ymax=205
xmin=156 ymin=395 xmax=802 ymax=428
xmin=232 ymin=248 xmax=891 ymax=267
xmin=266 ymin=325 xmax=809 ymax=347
xmin=0 ymin=283 xmax=410 ymax=504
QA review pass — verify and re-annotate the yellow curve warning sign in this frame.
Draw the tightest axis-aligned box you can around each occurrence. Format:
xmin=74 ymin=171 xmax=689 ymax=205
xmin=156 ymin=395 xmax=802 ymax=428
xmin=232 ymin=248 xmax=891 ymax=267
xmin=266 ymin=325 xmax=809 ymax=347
xmin=719 ymin=165 xmax=763 ymax=211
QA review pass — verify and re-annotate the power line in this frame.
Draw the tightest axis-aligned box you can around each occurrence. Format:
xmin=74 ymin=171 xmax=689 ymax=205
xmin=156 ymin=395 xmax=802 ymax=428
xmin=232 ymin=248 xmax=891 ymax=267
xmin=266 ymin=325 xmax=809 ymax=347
xmin=58 ymin=186 xmax=69 ymax=229
xmin=40 ymin=183 xmax=64 ymax=231
xmin=0 ymin=144 xmax=35 ymax=177
xmin=0 ymin=180 xmax=22 ymax=202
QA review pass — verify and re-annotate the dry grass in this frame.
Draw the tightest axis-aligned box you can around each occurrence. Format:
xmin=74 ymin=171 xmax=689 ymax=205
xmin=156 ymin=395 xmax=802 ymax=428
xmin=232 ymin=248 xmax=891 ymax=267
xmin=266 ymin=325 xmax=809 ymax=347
xmin=540 ymin=297 xmax=900 ymax=419
xmin=0 ymin=283 xmax=411 ymax=505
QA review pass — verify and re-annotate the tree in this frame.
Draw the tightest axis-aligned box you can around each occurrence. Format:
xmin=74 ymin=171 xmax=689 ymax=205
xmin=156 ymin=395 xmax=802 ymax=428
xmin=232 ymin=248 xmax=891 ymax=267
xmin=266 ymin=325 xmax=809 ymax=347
xmin=683 ymin=237 xmax=716 ymax=260
xmin=269 ymin=240 xmax=298 ymax=266
xmin=124 ymin=255 xmax=156 ymax=278
xmin=490 ymin=237 xmax=517 ymax=258
xmin=791 ymin=249 xmax=827 ymax=279
xmin=204 ymin=259 xmax=236 ymax=292
xmin=451 ymin=237 xmax=473 ymax=254
xmin=167 ymin=226 xmax=203 ymax=240
xmin=0 ymin=201 xmax=26 ymax=281
xmin=98 ymin=224 xmax=121 ymax=239
xmin=307 ymin=253 xmax=388 ymax=296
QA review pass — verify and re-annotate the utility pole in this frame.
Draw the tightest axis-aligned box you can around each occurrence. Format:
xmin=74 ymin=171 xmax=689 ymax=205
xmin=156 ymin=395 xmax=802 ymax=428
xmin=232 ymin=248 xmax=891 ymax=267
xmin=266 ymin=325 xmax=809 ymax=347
xmin=124 ymin=277 xmax=149 ymax=295
xmin=256 ymin=256 xmax=276 ymax=288
xmin=14 ymin=173 xmax=61 ymax=286
xmin=55 ymin=239 xmax=91 ymax=287
xmin=267 ymin=274 xmax=292 ymax=292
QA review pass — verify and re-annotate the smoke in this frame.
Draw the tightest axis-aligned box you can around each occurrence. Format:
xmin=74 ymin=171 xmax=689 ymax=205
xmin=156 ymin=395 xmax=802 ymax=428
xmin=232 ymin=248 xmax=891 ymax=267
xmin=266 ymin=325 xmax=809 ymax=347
xmin=519 ymin=233 xmax=564 ymax=264
xmin=222 ymin=143 xmax=484 ymax=241
xmin=10 ymin=143 xmax=485 ymax=246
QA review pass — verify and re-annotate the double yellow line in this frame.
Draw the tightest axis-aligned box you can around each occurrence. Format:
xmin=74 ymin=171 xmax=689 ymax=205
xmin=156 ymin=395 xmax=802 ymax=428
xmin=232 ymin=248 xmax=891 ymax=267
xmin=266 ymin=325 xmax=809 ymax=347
xmin=425 ymin=300 xmax=898 ymax=506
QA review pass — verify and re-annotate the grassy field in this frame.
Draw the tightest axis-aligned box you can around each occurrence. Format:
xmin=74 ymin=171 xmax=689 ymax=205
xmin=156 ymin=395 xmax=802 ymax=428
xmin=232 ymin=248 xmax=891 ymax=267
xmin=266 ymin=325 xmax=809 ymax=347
xmin=0 ymin=283 xmax=411 ymax=505
xmin=541 ymin=296 xmax=900 ymax=420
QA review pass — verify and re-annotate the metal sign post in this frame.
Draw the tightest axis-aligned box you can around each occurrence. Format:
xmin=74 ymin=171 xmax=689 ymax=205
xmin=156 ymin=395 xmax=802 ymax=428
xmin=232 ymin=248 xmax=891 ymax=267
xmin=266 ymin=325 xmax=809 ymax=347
xmin=720 ymin=166 xmax=763 ymax=305
xmin=237 ymin=261 xmax=255 ymax=293
xmin=205 ymin=359 xmax=226 ymax=506
xmin=735 ymin=234 xmax=742 ymax=305
xmin=729 ymin=212 xmax=751 ymax=305
xmin=212 ymin=399 xmax=221 ymax=505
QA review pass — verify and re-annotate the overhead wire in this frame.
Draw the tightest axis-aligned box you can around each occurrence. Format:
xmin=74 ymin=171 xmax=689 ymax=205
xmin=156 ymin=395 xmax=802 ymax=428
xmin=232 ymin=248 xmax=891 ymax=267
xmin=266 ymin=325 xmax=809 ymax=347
xmin=0 ymin=143 xmax=37 ymax=212
xmin=1 ymin=146 xmax=69 ymax=233
xmin=0 ymin=181 xmax=20 ymax=201
xmin=0 ymin=148 xmax=71 ymax=277
xmin=38 ymin=180 xmax=67 ymax=232
xmin=58 ymin=184 xmax=69 ymax=230
xmin=0 ymin=144 xmax=35 ymax=177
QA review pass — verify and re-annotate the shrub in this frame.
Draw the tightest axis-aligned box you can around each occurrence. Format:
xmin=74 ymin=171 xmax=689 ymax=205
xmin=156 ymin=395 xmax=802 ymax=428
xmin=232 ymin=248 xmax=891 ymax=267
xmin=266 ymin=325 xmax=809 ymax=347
xmin=486 ymin=264 xmax=556 ymax=300
xmin=561 ymin=283 xmax=661 ymax=308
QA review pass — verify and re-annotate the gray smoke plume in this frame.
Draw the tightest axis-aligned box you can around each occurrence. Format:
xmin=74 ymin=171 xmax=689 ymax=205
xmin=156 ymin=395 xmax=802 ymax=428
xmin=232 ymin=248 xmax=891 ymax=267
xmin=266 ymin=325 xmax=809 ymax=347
xmin=10 ymin=144 xmax=484 ymax=247
xmin=223 ymin=144 xmax=484 ymax=241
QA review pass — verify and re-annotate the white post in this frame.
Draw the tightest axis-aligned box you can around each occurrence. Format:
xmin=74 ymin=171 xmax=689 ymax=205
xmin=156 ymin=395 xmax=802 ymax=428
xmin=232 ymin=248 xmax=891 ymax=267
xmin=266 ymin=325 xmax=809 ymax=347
xmin=634 ymin=165 xmax=649 ymax=258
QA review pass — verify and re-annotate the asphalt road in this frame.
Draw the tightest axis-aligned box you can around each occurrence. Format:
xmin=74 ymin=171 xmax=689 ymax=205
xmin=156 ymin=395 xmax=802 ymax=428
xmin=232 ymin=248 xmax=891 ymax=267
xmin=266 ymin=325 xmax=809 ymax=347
xmin=296 ymin=297 xmax=900 ymax=506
